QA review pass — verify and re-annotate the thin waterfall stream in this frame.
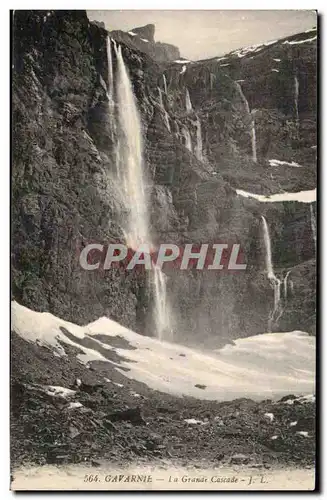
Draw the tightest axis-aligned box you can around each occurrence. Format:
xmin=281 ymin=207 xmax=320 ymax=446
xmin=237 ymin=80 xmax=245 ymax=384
xmin=158 ymin=87 xmax=171 ymax=132
xmin=283 ymin=270 xmax=291 ymax=300
xmin=163 ymin=73 xmax=168 ymax=94
xmin=185 ymin=88 xmax=193 ymax=113
xmin=194 ymin=116 xmax=203 ymax=161
xmin=261 ymin=216 xmax=282 ymax=331
xmin=294 ymin=75 xmax=299 ymax=124
xmin=235 ymin=82 xmax=257 ymax=163
xmin=182 ymin=125 xmax=192 ymax=152
xmin=310 ymin=203 xmax=316 ymax=252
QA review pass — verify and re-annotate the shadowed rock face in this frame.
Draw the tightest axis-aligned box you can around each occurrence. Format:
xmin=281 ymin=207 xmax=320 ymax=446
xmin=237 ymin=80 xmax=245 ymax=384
xmin=131 ymin=24 xmax=155 ymax=43
xmin=12 ymin=10 xmax=316 ymax=345
xmin=108 ymin=23 xmax=180 ymax=62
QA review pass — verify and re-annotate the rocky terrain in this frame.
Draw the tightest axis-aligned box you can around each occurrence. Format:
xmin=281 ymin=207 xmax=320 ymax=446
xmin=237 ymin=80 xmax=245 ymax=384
xmin=11 ymin=332 xmax=315 ymax=471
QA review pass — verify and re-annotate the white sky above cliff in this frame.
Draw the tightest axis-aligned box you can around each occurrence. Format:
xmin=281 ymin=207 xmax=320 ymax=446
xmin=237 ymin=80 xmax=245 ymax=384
xmin=87 ymin=10 xmax=317 ymax=60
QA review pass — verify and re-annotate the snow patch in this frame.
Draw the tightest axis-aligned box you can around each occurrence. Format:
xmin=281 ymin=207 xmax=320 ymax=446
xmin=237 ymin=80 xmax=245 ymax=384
xmin=264 ymin=413 xmax=274 ymax=422
xmin=128 ymin=31 xmax=137 ymax=36
xmin=113 ymin=382 xmax=124 ymax=388
xmin=11 ymin=301 xmax=118 ymax=364
xmin=174 ymin=59 xmax=191 ymax=64
xmin=184 ymin=418 xmax=206 ymax=425
xmin=271 ymin=69 xmax=279 ymax=73
xmin=236 ymin=188 xmax=316 ymax=204
xmin=269 ymin=159 xmax=303 ymax=168
xmin=231 ymin=39 xmax=276 ymax=58
xmin=296 ymin=431 xmax=310 ymax=438
xmin=44 ymin=386 xmax=76 ymax=398
xmin=305 ymin=27 xmax=317 ymax=33
xmin=283 ymin=36 xmax=317 ymax=45
xmin=273 ymin=58 xmax=281 ymax=62
xmin=297 ymin=394 xmax=315 ymax=404
xmin=180 ymin=65 xmax=187 ymax=75
xmin=282 ymin=394 xmax=315 ymax=405
xmin=68 ymin=402 xmax=83 ymax=410
xmin=140 ymin=38 xmax=149 ymax=43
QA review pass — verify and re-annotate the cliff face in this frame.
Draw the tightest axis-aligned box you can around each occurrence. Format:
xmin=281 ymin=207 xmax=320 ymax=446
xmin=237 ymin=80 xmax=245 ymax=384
xmin=12 ymin=10 xmax=316 ymax=346
xmin=108 ymin=23 xmax=180 ymax=62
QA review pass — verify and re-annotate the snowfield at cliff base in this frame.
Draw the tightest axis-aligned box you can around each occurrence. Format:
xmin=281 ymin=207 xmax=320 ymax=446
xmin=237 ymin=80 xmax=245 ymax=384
xmin=12 ymin=301 xmax=315 ymax=401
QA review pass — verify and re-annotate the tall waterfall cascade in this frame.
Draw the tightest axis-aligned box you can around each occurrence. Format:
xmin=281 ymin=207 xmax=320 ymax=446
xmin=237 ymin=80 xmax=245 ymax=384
xmin=106 ymin=37 xmax=115 ymax=138
xmin=115 ymin=44 xmax=149 ymax=248
xmin=194 ymin=116 xmax=203 ymax=161
xmin=310 ymin=203 xmax=316 ymax=252
xmin=113 ymin=44 xmax=172 ymax=341
xmin=261 ymin=216 xmax=282 ymax=330
xmin=185 ymin=88 xmax=193 ymax=113
xmin=236 ymin=82 xmax=257 ymax=163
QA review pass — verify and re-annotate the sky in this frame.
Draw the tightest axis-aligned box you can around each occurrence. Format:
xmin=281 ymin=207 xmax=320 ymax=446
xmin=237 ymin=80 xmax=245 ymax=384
xmin=87 ymin=10 xmax=317 ymax=60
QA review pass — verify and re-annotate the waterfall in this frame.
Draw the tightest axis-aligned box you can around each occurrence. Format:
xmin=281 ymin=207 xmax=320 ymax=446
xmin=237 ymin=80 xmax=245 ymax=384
xmin=235 ymin=82 xmax=257 ymax=163
xmin=294 ymin=75 xmax=299 ymax=123
xmin=186 ymin=88 xmax=193 ymax=113
xmin=210 ymin=73 xmax=215 ymax=91
xmin=153 ymin=266 xmax=172 ymax=342
xmin=175 ymin=121 xmax=180 ymax=137
xmin=158 ymin=87 xmax=164 ymax=108
xmin=106 ymin=36 xmax=115 ymax=138
xmin=310 ymin=203 xmax=316 ymax=252
xmin=106 ymin=36 xmax=119 ymax=177
xmin=283 ymin=270 xmax=291 ymax=299
xmin=158 ymin=88 xmax=171 ymax=132
xmin=163 ymin=74 xmax=168 ymax=94
xmin=261 ymin=216 xmax=282 ymax=330
xmin=114 ymin=45 xmax=171 ymax=340
xmin=251 ymin=113 xmax=257 ymax=163
xmin=107 ymin=36 xmax=114 ymax=107
xmin=182 ymin=126 xmax=192 ymax=152
xmin=163 ymin=113 xmax=171 ymax=132
xmin=194 ymin=116 xmax=203 ymax=161
xmin=115 ymin=44 xmax=149 ymax=248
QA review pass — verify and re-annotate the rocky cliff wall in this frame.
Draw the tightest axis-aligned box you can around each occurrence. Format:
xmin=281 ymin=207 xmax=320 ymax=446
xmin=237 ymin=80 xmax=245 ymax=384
xmin=109 ymin=23 xmax=180 ymax=62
